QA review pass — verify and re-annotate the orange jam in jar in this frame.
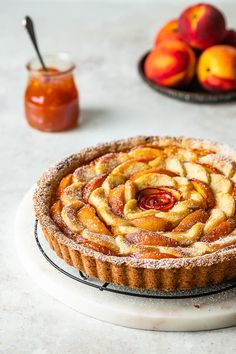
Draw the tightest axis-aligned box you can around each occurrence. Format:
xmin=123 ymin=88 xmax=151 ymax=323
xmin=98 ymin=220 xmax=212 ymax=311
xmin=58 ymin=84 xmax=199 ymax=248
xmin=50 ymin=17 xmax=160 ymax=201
xmin=25 ymin=53 xmax=79 ymax=132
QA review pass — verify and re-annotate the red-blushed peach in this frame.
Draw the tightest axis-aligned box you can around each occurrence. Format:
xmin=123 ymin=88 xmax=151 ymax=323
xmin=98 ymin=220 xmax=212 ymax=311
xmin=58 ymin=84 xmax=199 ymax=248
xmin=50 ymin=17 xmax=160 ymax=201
xmin=197 ymin=45 xmax=236 ymax=92
xmin=144 ymin=40 xmax=196 ymax=88
xmin=222 ymin=29 xmax=236 ymax=47
xmin=154 ymin=19 xmax=181 ymax=46
xmin=178 ymin=3 xmax=226 ymax=50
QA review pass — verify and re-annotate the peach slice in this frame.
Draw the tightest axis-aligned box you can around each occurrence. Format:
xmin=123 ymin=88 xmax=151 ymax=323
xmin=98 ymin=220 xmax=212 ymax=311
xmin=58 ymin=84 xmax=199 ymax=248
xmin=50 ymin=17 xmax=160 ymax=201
xmin=164 ymin=145 xmax=198 ymax=161
xmin=138 ymin=188 xmax=175 ymax=211
xmin=159 ymin=187 xmax=182 ymax=201
xmin=111 ymin=160 xmax=148 ymax=179
xmin=215 ymin=192 xmax=235 ymax=218
xmin=210 ymin=174 xmax=232 ymax=194
xmin=184 ymin=162 xmax=209 ymax=183
xmin=108 ymin=185 xmax=125 ymax=216
xmin=132 ymin=251 xmax=179 ymax=260
xmin=124 ymin=180 xmax=136 ymax=202
xmin=125 ymin=231 xmax=179 ymax=247
xmin=203 ymin=208 xmax=226 ymax=233
xmin=201 ymin=218 xmax=235 ymax=242
xmin=51 ymin=200 xmax=67 ymax=231
xmin=80 ymin=239 xmax=118 ymax=256
xmin=190 ymin=179 xmax=215 ymax=209
xmin=95 ymin=152 xmax=129 ymax=174
xmin=173 ymin=209 xmax=209 ymax=232
xmin=197 ymin=163 xmax=221 ymax=174
xmin=165 ymin=158 xmax=185 ymax=176
xmin=61 ymin=182 xmax=85 ymax=205
xmin=199 ymin=154 xmax=235 ymax=177
xmin=61 ymin=202 xmax=85 ymax=233
xmin=57 ymin=174 xmax=73 ymax=196
xmin=77 ymin=205 xmax=111 ymax=235
xmin=134 ymin=173 xmax=175 ymax=191
xmin=73 ymin=164 xmax=97 ymax=183
xmin=130 ymin=216 xmax=172 ymax=232
xmin=82 ymin=173 xmax=107 ymax=203
xmin=233 ymin=183 xmax=236 ymax=203
xmin=138 ymin=187 xmax=181 ymax=201
xmin=128 ymin=147 xmax=163 ymax=161
xmin=130 ymin=168 xmax=178 ymax=181
xmin=192 ymin=149 xmax=214 ymax=157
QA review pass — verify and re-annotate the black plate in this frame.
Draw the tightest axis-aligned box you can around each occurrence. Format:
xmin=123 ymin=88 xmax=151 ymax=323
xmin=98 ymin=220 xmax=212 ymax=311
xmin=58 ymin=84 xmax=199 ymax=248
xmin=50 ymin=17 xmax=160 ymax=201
xmin=138 ymin=51 xmax=236 ymax=104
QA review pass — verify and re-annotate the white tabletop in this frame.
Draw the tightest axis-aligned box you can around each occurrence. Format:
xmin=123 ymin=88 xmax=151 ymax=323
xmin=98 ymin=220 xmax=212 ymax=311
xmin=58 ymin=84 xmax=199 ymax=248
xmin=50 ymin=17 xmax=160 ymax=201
xmin=2 ymin=0 xmax=236 ymax=353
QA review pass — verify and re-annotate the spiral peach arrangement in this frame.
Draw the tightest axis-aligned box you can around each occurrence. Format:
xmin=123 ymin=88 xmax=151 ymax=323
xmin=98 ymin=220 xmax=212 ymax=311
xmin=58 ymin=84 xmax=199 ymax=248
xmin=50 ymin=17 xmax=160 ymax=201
xmin=34 ymin=136 xmax=236 ymax=290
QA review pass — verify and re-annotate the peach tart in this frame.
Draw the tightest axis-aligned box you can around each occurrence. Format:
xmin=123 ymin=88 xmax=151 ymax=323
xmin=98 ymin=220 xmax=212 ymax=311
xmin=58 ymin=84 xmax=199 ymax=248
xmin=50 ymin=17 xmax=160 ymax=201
xmin=34 ymin=136 xmax=236 ymax=290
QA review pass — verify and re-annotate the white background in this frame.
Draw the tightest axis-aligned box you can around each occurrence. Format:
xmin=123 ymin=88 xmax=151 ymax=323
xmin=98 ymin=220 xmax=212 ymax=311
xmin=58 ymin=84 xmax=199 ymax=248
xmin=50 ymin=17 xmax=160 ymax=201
xmin=1 ymin=1 xmax=236 ymax=353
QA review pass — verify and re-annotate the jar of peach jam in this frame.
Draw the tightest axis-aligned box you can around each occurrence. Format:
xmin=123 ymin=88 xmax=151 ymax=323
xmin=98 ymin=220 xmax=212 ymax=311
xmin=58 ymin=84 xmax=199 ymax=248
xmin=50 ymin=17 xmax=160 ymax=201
xmin=25 ymin=53 xmax=79 ymax=132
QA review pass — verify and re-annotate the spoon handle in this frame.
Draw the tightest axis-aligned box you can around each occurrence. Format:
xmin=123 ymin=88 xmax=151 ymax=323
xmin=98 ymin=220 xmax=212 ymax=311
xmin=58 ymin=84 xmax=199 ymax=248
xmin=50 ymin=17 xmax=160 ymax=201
xmin=23 ymin=16 xmax=48 ymax=71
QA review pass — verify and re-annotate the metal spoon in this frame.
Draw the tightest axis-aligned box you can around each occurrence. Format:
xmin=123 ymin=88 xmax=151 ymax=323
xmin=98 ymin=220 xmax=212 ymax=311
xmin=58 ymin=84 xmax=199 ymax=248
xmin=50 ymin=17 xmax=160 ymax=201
xmin=22 ymin=15 xmax=48 ymax=71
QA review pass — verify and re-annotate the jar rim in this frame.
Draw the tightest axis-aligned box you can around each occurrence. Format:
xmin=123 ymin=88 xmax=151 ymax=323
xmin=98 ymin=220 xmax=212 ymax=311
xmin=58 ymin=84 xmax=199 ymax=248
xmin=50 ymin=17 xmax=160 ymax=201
xmin=26 ymin=52 xmax=76 ymax=76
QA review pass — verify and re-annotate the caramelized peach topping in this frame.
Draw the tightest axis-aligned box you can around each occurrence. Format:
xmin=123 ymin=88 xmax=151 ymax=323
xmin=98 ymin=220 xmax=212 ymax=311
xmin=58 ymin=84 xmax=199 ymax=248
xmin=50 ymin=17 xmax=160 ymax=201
xmin=138 ymin=187 xmax=181 ymax=211
xmin=174 ymin=209 xmax=209 ymax=232
xmin=125 ymin=231 xmax=179 ymax=247
xmin=201 ymin=218 xmax=235 ymax=242
xmin=108 ymin=185 xmax=125 ymax=216
xmin=190 ymin=179 xmax=215 ymax=209
xmin=82 ymin=174 xmax=107 ymax=202
xmin=77 ymin=205 xmax=111 ymax=235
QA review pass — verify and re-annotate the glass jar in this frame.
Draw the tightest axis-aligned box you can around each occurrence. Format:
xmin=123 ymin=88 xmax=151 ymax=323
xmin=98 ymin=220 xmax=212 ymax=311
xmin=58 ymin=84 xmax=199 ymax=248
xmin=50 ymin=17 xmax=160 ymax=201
xmin=25 ymin=53 xmax=79 ymax=132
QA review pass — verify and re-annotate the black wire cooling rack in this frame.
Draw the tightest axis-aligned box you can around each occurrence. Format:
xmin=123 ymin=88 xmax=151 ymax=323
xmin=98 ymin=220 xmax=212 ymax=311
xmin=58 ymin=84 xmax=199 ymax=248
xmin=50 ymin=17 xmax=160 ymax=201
xmin=34 ymin=219 xmax=236 ymax=300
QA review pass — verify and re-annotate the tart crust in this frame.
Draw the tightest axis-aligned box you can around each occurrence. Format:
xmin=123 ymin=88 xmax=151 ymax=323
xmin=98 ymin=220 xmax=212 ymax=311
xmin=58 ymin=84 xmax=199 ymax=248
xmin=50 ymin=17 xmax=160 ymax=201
xmin=34 ymin=136 xmax=236 ymax=290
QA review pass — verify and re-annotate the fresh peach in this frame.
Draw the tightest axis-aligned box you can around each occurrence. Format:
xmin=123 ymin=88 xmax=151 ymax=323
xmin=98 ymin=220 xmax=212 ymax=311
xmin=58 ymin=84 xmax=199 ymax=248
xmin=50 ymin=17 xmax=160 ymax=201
xmin=197 ymin=45 xmax=236 ymax=92
xmin=144 ymin=40 xmax=196 ymax=88
xmin=222 ymin=29 xmax=236 ymax=48
xmin=155 ymin=19 xmax=181 ymax=46
xmin=179 ymin=3 xmax=226 ymax=50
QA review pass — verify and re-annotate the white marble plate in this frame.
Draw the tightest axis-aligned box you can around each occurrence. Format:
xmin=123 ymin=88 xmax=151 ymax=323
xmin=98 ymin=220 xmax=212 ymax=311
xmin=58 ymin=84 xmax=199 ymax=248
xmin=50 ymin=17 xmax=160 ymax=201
xmin=15 ymin=187 xmax=236 ymax=331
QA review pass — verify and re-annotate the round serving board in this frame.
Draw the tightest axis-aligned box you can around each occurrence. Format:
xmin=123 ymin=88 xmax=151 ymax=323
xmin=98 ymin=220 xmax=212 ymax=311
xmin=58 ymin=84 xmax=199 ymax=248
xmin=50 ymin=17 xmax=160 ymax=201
xmin=15 ymin=187 xmax=236 ymax=331
xmin=138 ymin=51 xmax=236 ymax=104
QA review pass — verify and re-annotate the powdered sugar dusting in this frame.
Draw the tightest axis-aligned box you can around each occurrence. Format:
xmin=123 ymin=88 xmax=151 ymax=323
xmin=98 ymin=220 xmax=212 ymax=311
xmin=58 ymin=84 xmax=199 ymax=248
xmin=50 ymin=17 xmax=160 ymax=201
xmin=34 ymin=135 xmax=236 ymax=270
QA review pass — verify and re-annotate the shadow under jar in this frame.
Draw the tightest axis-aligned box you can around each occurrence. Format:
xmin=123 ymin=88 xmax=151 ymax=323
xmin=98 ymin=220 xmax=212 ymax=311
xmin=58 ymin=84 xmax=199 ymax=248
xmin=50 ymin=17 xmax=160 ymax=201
xmin=25 ymin=53 xmax=79 ymax=132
